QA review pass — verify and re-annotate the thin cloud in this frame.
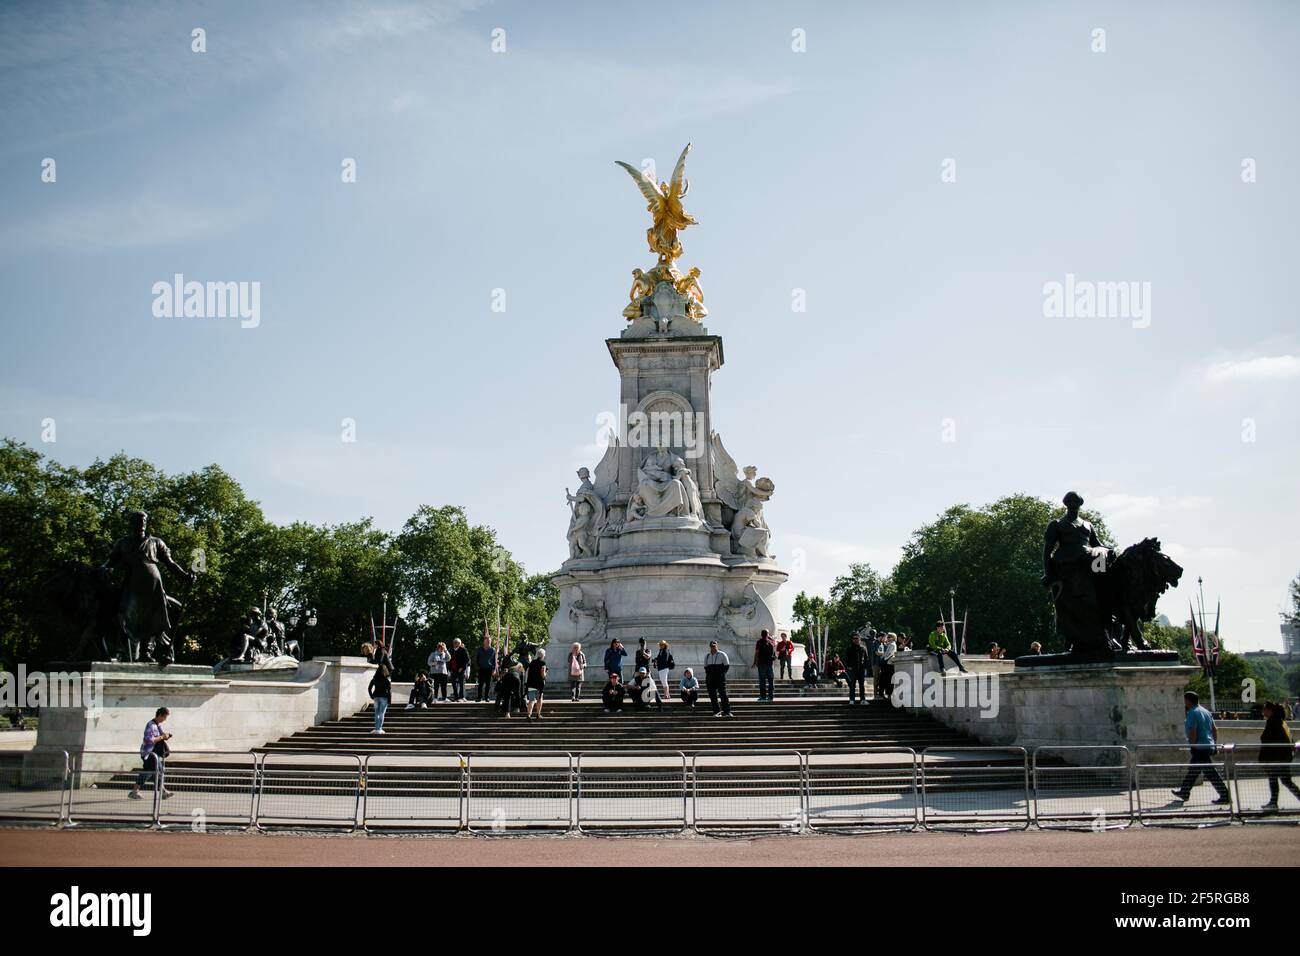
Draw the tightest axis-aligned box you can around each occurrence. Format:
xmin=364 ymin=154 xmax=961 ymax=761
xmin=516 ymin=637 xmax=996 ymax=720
xmin=1204 ymin=355 xmax=1300 ymax=385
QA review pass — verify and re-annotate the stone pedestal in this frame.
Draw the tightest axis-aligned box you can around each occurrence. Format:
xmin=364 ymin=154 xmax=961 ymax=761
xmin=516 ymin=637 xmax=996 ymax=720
xmin=27 ymin=657 xmax=373 ymax=780
xmin=892 ymin=649 xmax=1197 ymax=754
xmin=551 ymin=320 xmax=787 ymax=676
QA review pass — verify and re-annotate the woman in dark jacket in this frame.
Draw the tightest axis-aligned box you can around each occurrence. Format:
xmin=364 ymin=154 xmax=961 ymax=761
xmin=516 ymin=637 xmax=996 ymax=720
xmin=1260 ymin=700 xmax=1300 ymax=811
xmin=368 ymin=660 xmax=392 ymax=734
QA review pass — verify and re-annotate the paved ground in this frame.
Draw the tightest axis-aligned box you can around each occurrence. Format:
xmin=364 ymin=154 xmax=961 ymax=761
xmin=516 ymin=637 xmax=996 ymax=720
xmin=2 ymin=823 xmax=1297 ymax=867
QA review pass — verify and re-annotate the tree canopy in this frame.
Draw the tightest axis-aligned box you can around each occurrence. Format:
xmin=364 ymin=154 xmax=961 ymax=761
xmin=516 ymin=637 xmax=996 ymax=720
xmin=0 ymin=439 xmax=556 ymax=674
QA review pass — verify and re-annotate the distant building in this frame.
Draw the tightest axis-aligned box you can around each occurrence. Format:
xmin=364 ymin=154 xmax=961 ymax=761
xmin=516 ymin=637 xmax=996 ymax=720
xmin=1156 ymin=613 xmax=1171 ymax=627
xmin=1282 ymin=620 xmax=1300 ymax=658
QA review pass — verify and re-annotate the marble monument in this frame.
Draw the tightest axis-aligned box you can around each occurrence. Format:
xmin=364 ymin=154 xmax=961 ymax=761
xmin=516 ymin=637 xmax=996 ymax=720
xmin=550 ymin=144 xmax=787 ymax=675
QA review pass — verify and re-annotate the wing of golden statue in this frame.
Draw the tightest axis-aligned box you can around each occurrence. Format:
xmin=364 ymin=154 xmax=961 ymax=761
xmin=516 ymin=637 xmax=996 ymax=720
xmin=615 ymin=160 xmax=664 ymax=207
xmin=668 ymin=143 xmax=692 ymax=199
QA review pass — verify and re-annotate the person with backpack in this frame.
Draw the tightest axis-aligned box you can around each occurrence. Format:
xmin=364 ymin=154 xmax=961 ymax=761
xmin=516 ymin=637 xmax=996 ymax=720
xmin=754 ymin=629 xmax=777 ymax=702
xmin=1260 ymin=700 xmax=1300 ymax=811
xmin=567 ymin=642 xmax=588 ymax=701
xmin=654 ymin=640 xmax=675 ymax=699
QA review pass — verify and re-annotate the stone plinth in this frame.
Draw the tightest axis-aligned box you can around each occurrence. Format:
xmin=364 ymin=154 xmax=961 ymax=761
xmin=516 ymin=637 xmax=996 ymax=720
xmin=551 ymin=322 xmax=787 ymax=676
xmin=891 ymin=649 xmax=1196 ymax=755
xmin=27 ymin=656 xmax=374 ymax=780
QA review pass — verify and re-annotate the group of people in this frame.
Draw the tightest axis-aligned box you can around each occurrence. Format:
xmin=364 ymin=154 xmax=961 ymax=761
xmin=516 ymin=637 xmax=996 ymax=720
xmin=596 ymin=636 xmax=720 ymax=714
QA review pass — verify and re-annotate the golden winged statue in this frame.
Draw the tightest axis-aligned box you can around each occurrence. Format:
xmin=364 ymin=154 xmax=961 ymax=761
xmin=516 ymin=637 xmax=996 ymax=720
xmin=615 ymin=144 xmax=698 ymax=263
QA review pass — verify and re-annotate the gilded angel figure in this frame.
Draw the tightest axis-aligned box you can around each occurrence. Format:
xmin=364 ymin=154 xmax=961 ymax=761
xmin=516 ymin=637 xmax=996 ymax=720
xmin=615 ymin=144 xmax=698 ymax=263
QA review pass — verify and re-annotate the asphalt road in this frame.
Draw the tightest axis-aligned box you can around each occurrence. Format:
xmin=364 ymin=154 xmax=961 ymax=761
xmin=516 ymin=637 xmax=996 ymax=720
xmin=2 ymin=823 xmax=1297 ymax=866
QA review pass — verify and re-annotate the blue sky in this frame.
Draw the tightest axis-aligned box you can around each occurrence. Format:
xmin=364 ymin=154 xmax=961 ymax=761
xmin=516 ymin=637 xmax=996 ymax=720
xmin=1 ymin=0 xmax=1297 ymax=650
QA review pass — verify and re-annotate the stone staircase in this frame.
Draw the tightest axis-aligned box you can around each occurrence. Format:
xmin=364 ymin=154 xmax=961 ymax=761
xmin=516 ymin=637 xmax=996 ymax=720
xmin=256 ymin=695 xmax=968 ymax=756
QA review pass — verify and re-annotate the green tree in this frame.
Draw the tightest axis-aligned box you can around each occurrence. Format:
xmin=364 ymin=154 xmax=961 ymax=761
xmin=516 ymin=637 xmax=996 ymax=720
xmin=888 ymin=494 xmax=1112 ymax=657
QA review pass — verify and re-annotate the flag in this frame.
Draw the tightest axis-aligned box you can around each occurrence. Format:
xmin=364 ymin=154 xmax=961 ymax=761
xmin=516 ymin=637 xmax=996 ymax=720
xmin=1189 ymin=602 xmax=1206 ymax=667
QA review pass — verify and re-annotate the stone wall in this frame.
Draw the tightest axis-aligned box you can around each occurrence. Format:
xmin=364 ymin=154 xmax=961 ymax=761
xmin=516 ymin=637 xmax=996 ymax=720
xmin=891 ymin=650 xmax=1197 ymax=755
xmin=30 ymin=657 xmax=374 ymax=777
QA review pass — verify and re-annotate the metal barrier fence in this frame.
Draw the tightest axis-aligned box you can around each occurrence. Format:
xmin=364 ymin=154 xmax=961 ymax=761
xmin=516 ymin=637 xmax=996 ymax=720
xmin=67 ymin=751 xmax=162 ymax=828
xmin=14 ymin=744 xmax=1297 ymax=833
xmin=255 ymin=753 xmax=362 ymax=831
xmin=691 ymin=750 xmax=805 ymax=833
xmin=0 ymin=749 xmax=68 ymax=826
xmin=805 ymin=748 xmax=919 ymax=832
xmin=1134 ymin=745 xmax=1235 ymax=826
xmin=1032 ymin=746 xmax=1134 ymax=830
xmin=921 ymin=747 xmax=1031 ymax=830
xmin=466 ymin=751 xmax=573 ymax=833
xmin=576 ymin=751 xmax=688 ymax=834
xmin=363 ymin=753 xmax=465 ymax=832
xmin=1228 ymin=744 xmax=1300 ymax=821
xmin=157 ymin=752 xmax=259 ymax=830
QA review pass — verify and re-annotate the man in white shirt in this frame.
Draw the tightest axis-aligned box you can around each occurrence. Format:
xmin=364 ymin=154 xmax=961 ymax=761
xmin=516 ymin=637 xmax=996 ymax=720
xmin=703 ymin=640 xmax=733 ymax=717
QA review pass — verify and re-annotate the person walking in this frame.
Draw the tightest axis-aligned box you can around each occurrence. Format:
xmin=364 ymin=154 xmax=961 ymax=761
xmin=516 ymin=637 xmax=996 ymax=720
xmin=845 ymin=633 xmax=869 ymax=705
xmin=603 ymin=638 xmax=628 ymax=680
xmin=427 ymin=642 xmax=451 ymax=701
xmin=776 ymin=633 xmax=795 ymax=682
xmin=567 ymin=642 xmax=588 ymax=701
xmin=449 ymin=638 xmax=470 ymax=701
xmin=475 ymin=635 xmax=497 ymax=703
xmin=525 ymin=649 xmax=548 ymax=720
xmin=368 ymin=658 xmax=392 ymax=734
xmin=129 ymin=706 xmax=174 ymax=800
xmin=1171 ymin=691 xmax=1232 ymax=805
xmin=654 ymin=640 xmax=675 ymax=699
xmin=927 ymin=620 xmax=967 ymax=673
xmin=1259 ymin=700 xmax=1300 ymax=811
xmin=754 ymin=629 xmax=777 ymax=702
xmin=704 ymin=640 xmax=733 ymax=717
xmin=678 ymin=668 xmax=700 ymax=708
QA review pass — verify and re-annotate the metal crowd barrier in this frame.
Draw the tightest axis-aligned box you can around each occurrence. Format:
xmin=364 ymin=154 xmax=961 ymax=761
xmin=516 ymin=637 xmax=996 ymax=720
xmin=157 ymin=752 xmax=259 ymax=830
xmin=1228 ymin=743 xmax=1300 ymax=822
xmin=66 ymin=751 xmax=162 ymax=828
xmin=691 ymin=750 xmax=805 ymax=833
xmin=576 ymin=751 xmax=688 ymax=834
xmin=805 ymin=748 xmax=920 ymax=832
xmin=1032 ymin=746 xmax=1134 ymax=830
xmin=1134 ymin=744 xmax=1235 ymax=826
xmin=255 ymin=753 xmax=362 ymax=831
xmin=465 ymin=751 xmax=573 ymax=833
xmin=0 ymin=749 xmax=68 ymax=826
xmin=8 ymin=743 xmax=1288 ymax=834
xmin=362 ymin=752 xmax=465 ymax=832
xmin=920 ymin=747 xmax=1031 ymax=830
